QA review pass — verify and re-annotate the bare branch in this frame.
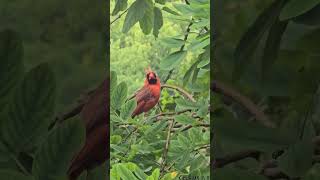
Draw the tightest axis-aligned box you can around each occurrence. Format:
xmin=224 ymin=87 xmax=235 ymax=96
xmin=211 ymin=80 xmax=276 ymax=128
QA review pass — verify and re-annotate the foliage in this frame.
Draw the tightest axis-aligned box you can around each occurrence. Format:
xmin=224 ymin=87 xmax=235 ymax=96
xmin=214 ymin=0 xmax=320 ymax=179
xmin=110 ymin=0 xmax=210 ymax=179
xmin=0 ymin=29 xmax=99 ymax=179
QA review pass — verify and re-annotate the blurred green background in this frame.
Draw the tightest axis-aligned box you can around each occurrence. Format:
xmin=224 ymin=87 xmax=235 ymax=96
xmin=0 ymin=0 xmax=107 ymax=113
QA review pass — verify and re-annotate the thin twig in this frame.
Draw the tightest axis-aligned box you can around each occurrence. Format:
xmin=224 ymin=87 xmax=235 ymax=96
xmin=162 ymin=84 xmax=196 ymax=102
xmin=180 ymin=123 xmax=209 ymax=132
xmin=151 ymin=109 xmax=192 ymax=121
xmin=160 ymin=119 xmax=175 ymax=177
xmin=211 ymin=80 xmax=276 ymax=128
xmin=111 ymin=8 xmax=129 ymax=25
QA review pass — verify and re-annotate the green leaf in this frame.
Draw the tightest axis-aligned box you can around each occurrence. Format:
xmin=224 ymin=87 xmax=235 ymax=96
xmin=233 ymin=0 xmax=287 ymax=81
xmin=112 ymin=0 xmax=128 ymax=16
xmin=278 ymin=120 xmax=314 ymax=178
xmin=133 ymin=165 xmax=148 ymax=180
xmin=261 ymin=20 xmax=288 ymax=81
xmin=147 ymin=168 xmax=160 ymax=180
xmin=0 ymin=170 xmax=34 ymax=180
xmin=160 ymin=37 xmax=185 ymax=48
xmin=173 ymin=3 xmax=194 ymax=16
xmin=32 ymin=119 xmax=85 ymax=180
xmin=188 ymin=36 xmax=210 ymax=51
xmin=153 ymin=7 xmax=163 ymax=38
xmin=111 ymin=82 xmax=128 ymax=110
xmin=183 ymin=59 xmax=201 ymax=86
xmin=111 ymin=135 xmax=122 ymax=144
xmin=293 ymin=5 xmax=320 ymax=26
xmin=111 ymin=71 xmax=117 ymax=93
xmin=162 ymin=6 xmax=180 ymax=16
xmin=160 ymin=51 xmax=187 ymax=71
xmin=280 ymin=0 xmax=320 ymax=20
xmin=197 ymin=46 xmax=210 ymax=68
xmin=1 ymin=63 xmax=56 ymax=153
xmin=155 ymin=0 xmax=166 ymax=5
xmin=111 ymin=114 xmax=124 ymax=123
xmin=0 ymin=29 xmax=24 ymax=112
xmin=213 ymin=167 xmax=268 ymax=180
xmin=175 ymin=98 xmax=198 ymax=110
xmin=121 ymin=99 xmax=136 ymax=120
xmin=139 ymin=0 xmax=154 ymax=35
xmin=122 ymin=0 xmax=150 ymax=33
xmin=116 ymin=164 xmax=139 ymax=180
xmin=214 ymin=112 xmax=295 ymax=154
xmin=175 ymin=114 xmax=196 ymax=125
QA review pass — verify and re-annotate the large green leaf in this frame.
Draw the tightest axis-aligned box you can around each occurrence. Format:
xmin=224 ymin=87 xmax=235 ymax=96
xmin=0 ymin=170 xmax=34 ymax=180
xmin=1 ymin=63 xmax=56 ymax=153
xmin=110 ymin=71 xmax=117 ymax=93
xmin=122 ymin=0 xmax=150 ymax=33
xmin=213 ymin=168 xmax=268 ymax=180
xmin=278 ymin=120 xmax=314 ymax=178
xmin=0 ymin=29 xmax=24 ymax=112
xmin=121 ymin=99 xmax=136 ymax=120
xmin=32 ymin=119 xmax=85 ymax=180
xmin=153 ymin=7 xmax=163 ymax=38
xmin=160 ymin=37 xmax=185 ymax=48
xmin=214 ymin=113 xmax=295 ymax=153
xmin=280 ymin=0 xmax=320 ymax=20
xmin=293 ymin=4 xmax=320 ymax=26
xmin=175 ymin=114 xmax=196 ymax=125
xmin=160 ymin=50 xmax=187 ymax=70
xmin=112 ymin=0 xmax=128 ymax=16
xmin=139 ymin=0 xmax=154 ymax=35
xmin=232 ymin=0 xmax=287 ymax=81
xmin=261 ymin=19 xmax=288 ymax=81
xmin=111 ymin=82 xmax=128 ymax=110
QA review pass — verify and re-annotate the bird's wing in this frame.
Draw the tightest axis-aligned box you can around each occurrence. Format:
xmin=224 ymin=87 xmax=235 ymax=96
xmin=135 ymin=87 xmax=155 ymax=103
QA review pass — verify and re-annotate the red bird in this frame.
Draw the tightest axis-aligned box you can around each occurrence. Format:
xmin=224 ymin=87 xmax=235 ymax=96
xmin=131 ymin=67 xmax=161 ymax=118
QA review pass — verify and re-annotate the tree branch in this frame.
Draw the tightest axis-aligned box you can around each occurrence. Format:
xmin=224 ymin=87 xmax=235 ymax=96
xmin=162 ymin=84 xmax=196 ymax=102
xmin=211 ymin=80 xmax=276 ymax=128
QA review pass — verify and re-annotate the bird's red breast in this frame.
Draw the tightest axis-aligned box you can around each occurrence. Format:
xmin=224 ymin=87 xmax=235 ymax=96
xmin=131 ymin=67 xmax=161 ymax=118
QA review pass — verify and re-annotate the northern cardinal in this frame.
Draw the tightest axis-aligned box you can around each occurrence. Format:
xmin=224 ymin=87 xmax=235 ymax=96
xmin=68 ymin=78 xmax=109 ymax=180
xmin=131 ymin=67 xmax=161 ymax=118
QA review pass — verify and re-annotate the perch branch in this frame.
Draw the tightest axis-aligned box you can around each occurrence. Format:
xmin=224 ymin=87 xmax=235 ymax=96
xmin=162 ymin=84 xmax=196 ymax=102
xmin=211 ymin=80 xmax=276 ymax=128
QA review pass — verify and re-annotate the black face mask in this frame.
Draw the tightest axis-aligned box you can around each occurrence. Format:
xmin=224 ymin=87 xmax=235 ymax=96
xmin=148 ymin=78 xmax=157 ymax=84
